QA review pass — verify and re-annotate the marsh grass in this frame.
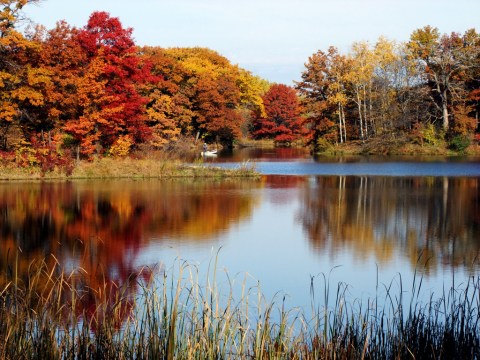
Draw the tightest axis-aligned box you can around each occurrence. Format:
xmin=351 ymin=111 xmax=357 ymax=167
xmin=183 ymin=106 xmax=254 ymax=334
xmin=0 ymin=255 xmax=479 ymax=359
xmin=0 ymin=157 xmax=259 ymax=180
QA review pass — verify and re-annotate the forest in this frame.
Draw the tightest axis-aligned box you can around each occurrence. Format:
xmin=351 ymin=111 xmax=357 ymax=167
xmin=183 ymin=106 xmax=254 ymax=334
xmin=1 ymin=0 xmax=479 ymax=172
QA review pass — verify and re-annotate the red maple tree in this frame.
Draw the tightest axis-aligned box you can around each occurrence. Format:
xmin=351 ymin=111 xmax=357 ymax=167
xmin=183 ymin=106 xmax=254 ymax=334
xmin=68 ymin=11 xmax=152 ymax=156
xmin=252 ymin=84 xmax=305 ymax=145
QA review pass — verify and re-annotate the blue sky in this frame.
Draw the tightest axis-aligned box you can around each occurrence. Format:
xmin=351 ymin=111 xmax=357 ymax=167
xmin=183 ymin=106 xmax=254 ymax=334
xmin=23 ymin=0 xmax=480 ymax=84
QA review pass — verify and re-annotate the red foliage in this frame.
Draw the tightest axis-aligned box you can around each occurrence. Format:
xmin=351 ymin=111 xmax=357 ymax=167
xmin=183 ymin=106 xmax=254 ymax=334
xmin=74 ymin=12 xmax=152 ymax=150
xmin=0 ymin=151 xmax=15 ymax=166
xmin=252 ymin=84 xmax=305 ymax=144
xmin=30 ymin=136 xmax=75 ymax=176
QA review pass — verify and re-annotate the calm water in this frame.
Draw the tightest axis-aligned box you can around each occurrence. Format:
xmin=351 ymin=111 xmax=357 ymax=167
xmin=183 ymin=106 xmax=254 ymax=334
xmin=1 ymin=149 xmax=479 ymax=315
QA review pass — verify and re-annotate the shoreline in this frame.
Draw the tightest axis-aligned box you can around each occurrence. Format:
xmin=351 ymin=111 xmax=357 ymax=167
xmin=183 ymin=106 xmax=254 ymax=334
xmin=312 ymin=139 xmax=480 ymax=157
xmin=1 ymin=142 xmax=479 ymax=181
xmin=0 ymin=157 xmax=259 ymax=181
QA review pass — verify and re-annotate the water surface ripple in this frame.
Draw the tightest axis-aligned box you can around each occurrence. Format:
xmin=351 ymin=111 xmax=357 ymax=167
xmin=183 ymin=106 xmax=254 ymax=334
xmin=215 ymin=160 xmax=480 ymax=177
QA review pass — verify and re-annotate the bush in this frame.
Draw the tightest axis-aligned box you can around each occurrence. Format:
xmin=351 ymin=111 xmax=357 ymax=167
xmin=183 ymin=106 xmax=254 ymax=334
xmin=109 ymin=135 xmax=134 ymax=157
xmin=0 ymin=151 xmax=15 ymax=166
xmin=449 ymin=135 xmax=471 ymax=153
xmin=315 ymin=138 xmax=335 ymax=153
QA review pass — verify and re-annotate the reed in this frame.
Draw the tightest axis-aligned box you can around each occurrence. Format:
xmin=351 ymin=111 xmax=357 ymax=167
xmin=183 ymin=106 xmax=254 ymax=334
xmin=0 ymin=256 xmax=479 ymax=359
xmin=0 ymin=157 xmax=259 ymax=180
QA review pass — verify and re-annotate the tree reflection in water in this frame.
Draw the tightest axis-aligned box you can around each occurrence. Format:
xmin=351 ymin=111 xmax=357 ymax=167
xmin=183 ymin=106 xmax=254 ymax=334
xmin=0 ymin=179 xmax=258 ymax=330
xmin=299 ymin=176 xmax=480 ymax=274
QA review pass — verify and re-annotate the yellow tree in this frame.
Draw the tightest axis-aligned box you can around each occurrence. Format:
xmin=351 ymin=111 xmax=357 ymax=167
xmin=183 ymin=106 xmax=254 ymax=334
xmin=145 ymin=91 xmax=182 ymax=148
xmin=346 ymin=41 xmax=376 ymax=140
xmin=372 ymin=36 xmax=400 ymax=135
xmin=236 ymin=69 xmax=268 ymax=137
xmin=325 ymin=47 xmax=351 ymax=143
xmin=236 ymin=69 xmax=268 ymax=114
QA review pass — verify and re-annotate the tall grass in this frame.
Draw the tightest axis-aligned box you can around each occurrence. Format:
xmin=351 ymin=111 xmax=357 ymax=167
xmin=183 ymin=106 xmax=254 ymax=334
xmin=1 ymin=255 xmax=479 ymax=359
xmin=0 ymin=157 xmax=259 ymax=180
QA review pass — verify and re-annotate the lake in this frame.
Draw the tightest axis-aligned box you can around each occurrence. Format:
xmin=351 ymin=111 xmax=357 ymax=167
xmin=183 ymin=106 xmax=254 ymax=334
xmin=1 ymin=149 xmax=480 ymax=315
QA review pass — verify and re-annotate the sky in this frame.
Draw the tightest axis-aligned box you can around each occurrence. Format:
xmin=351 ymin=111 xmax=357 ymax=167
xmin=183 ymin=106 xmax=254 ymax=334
xmin=23 ymin=0 xmax=480 ymax=85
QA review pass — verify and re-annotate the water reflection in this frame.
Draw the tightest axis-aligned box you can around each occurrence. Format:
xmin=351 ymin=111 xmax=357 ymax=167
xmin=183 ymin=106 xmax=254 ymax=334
xmin=299 ymin=176 xmax=480 ymax=274
xmin=0 ymin=180 xmax=260 ymax=286
xmin=1 ymin=173 xmax=479 ymax=317
xmin=217 ymin=147 xmax=311 ymax=162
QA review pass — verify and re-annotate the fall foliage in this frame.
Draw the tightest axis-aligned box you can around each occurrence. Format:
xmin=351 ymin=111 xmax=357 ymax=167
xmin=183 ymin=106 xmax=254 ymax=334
xmin=252 ymin=84 xmax=305 ymax=145
xmin=0 ymin=3 xmax=272 ymax=162
xmin=0 ymin=0 xmax=479 ymax=164
xmin=297 ymin=28 xmax=480 ymax=151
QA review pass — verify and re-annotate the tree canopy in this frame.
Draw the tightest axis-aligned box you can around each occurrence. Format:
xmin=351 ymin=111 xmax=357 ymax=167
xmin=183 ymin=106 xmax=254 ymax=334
xmin=0 ymin=0 xmax=479 ymax=165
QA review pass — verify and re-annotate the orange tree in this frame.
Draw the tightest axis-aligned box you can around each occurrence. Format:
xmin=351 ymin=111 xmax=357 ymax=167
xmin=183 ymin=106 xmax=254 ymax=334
xmin=137 ymin=46 xmax=193 ymax=148
xmin=408 ymin=26 xmax=480 ymax=136
xmin=296 ymin=47 xmax=350 ymax=150
xmin=0 ymin=0 xmax=43 ymax=150
xmin=161 ymin=47 xmax=245 ymax=147
xmin=65 ymin=11 xmax=152 ymax=157
xmin=142 ymin=46 xmax=267 ymax=148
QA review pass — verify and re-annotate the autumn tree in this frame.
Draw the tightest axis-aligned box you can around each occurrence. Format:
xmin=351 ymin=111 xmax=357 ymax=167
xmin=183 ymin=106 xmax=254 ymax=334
xmin=371 ymin=37 xmax=399 ymax=134
xmin=138 ymin=46 xmax=192 ymax=148
xmin=8 ymin=31 xmax=54 ymax=142
xmin=408 ymin=26 xmax=480 ymax=134
xmin=252 ymin=84 xmax=304 ymax=145
xmin=455 ymin=29 xmax=480 ymax=139
xmin=236 ymin=68 xmax=269 ymax=136
xmin=345 ymin=41 xmax=377 ymax=140
xmin=296 ymin=47 xmax=348 ymax=149
xmin=0 ymin=0 xmax=42 ymax=149
xmin=37 ymin=21 xmax=85 ymax=128
xmin=67 ymin=11 xmax=151 ymax=157
xmin=139 ymin=46 xmax=268 ymax=149
xmin=298 ymin=31 xmax=480 ymax=152
xmin=161 ymin=47 xmax=246 ymax=147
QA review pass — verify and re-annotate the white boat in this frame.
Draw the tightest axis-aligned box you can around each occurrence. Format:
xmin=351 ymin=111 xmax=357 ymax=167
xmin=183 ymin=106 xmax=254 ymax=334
xmin=201 ymin=149 xmax=218 ymax=157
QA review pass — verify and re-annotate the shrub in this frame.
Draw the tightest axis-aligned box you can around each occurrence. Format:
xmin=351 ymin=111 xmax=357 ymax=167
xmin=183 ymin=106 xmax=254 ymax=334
xmin=0 ymin=151 xmax=15 ymax=166
xmin=411 ymin=122 xmax=444 ymax=147
xmin=315 ymin=138 xmax=335 ymax=153
xmin=109 ymin=135 xmax=134 ymax=157
xmin=449 ymin=134 xmax=471 ymax=153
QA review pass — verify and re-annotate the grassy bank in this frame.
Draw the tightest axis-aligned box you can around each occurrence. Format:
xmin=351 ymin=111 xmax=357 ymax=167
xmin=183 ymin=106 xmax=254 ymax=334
xmin=0 ymin=157 xmax=258 ymax=181
xmin=1 ymin=257 xmax=479 ymax=359
xmin=315 ymin=137 xmax=480 ymax=157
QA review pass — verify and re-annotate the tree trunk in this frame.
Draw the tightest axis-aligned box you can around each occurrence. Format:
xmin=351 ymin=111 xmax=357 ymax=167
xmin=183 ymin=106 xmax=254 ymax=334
xmin=442 ymin=90 xmax=449 ymax=131
xmin=363 ymin=86 xmax=368 ymax=139
xmin=356 ymin=90 xmax=364 ymax=141
xmin=338 ymin=102 xmax=343 ymax=143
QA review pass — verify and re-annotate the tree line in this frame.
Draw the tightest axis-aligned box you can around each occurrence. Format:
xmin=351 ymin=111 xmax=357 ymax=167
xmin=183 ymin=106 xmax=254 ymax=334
xmin=1 ymin=0 xmax=479 ymax=170
xmin=1 ymin=1 xmax=273 ymax=167
xmin=296 ymin=28 xmax=480 ymax=152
